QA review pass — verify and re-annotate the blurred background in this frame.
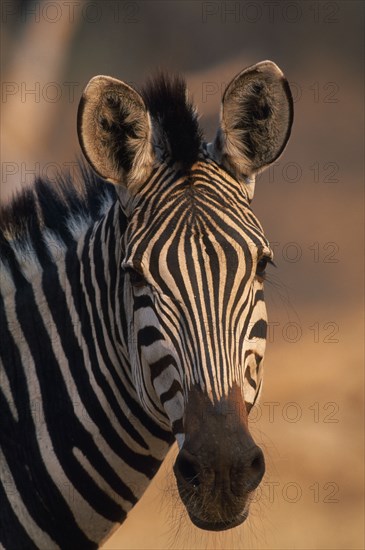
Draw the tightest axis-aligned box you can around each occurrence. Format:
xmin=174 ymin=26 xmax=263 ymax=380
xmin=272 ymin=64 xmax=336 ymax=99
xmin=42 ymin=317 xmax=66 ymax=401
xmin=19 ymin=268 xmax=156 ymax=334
xmin=1 ymin=1 xmax=364 ymax=548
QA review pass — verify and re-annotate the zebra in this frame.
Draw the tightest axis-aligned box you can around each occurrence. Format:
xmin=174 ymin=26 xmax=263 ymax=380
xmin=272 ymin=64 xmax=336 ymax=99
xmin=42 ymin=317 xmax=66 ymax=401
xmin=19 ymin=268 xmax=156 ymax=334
xmin=0 ymin=60 xmax=293 ymax=548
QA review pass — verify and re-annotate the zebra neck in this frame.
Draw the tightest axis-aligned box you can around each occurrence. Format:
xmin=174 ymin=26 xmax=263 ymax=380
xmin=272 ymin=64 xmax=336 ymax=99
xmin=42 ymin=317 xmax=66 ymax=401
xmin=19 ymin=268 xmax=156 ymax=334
xmin=1 ymin=199 xmax=174 ymax=548
xmin=73 ymin=200 xmax=129 ymax=377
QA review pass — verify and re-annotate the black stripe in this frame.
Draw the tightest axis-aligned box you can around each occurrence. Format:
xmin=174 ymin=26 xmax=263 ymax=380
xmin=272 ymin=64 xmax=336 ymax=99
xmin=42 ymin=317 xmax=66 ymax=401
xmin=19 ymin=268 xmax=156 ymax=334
xmin=133 ymin=294 xmax=153 ymax=311
xmin=249 ymin=319 xmax=267 ymax=340
xmin=252 ymin=380 xmax=262 ymax=408
xmin=36 ymin=178 xmax=75 ymax=248
xmin=245 ymin=368 xmax=257 ymax=390
xmin=254 ymin=353 xmax=263 ymax=370
xmin=238 ymin=297 xmax=256 ymax=351
xmin=197 ymin=217 xmax=227 ymax=385
xmin=254 ymin=289 xmax=265 ymax=303
xmin=160 ymin=379 xmax=183 ymax=406
xmin=0 ymin=478 xmax=40 ymax=550
xmin=137 ymin=326 xmax=164 ymax=349
xmin=149 ymin=355 xmax=177 ymax=383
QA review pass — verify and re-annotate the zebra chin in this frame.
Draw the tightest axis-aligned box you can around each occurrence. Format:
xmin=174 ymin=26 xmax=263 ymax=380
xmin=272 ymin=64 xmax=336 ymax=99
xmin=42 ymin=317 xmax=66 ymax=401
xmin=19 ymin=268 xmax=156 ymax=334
xmin=187 ymin=508 xmax=249 ymax=532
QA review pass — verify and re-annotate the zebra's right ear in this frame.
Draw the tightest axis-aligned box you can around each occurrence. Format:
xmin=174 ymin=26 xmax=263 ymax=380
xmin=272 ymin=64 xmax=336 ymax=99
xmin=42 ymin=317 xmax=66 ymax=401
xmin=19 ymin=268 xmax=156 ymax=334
xmin=77 ymin=76 xmax=154 ymax=187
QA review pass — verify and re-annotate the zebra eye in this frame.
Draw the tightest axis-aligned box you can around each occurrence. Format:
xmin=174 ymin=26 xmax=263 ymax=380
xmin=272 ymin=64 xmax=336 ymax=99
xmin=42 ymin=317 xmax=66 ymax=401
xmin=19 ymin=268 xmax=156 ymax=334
xmin=256 ymin=257 xmax=269 ymax=276
xmin=125 ymin=267 xmax=146 ymax=288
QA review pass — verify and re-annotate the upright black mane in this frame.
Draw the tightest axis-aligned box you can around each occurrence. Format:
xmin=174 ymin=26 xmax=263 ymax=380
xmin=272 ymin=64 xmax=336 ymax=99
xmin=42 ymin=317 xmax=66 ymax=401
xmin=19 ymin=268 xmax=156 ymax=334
xmin=141 ymin=73 xmax=202 ymax=169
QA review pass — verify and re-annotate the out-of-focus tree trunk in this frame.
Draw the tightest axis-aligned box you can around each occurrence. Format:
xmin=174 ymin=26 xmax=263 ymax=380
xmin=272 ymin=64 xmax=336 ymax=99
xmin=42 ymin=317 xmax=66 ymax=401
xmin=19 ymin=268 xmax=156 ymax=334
xmin=1 ymin=0 xmax=83 ymax=201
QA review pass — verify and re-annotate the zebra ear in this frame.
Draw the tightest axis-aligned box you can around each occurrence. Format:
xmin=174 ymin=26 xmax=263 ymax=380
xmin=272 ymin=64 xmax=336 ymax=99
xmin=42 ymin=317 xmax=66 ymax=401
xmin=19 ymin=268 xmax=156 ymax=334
xmin=211 ymin=61 xmax=293 ymax=195
xmin=77 ymin=76 xmax=154 ymax=187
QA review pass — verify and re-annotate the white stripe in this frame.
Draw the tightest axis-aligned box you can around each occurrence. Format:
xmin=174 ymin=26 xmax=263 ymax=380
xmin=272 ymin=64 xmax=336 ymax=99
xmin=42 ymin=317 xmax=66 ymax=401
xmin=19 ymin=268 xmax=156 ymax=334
xmin=0 ymin=260 xmax=16 ymax=296
xmin=0 ymin=358 xmax=18 ymax=421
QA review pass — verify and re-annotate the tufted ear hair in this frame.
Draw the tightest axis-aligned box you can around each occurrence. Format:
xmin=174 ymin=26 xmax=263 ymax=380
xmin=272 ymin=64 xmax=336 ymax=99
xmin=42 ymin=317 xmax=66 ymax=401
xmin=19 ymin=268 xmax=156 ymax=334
xmin=211 ymin=61 xmax=293 ymax=199
xmin=77 ymin=76 xmax=154 ymax=188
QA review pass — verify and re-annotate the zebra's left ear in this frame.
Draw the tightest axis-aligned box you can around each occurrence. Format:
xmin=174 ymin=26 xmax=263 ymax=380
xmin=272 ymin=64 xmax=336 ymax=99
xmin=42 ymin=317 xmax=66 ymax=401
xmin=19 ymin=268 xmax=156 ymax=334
xmin=211 ymin=61 xmax=293 ymax=199
xmin=77 ymin=75 xmax=154 ymax=188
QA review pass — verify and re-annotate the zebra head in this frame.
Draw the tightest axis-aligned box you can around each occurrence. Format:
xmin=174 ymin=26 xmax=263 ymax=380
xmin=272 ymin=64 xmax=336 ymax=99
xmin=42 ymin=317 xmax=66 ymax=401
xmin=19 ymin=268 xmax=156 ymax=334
xmin=78 ymin=61 xmax=293 ymax=531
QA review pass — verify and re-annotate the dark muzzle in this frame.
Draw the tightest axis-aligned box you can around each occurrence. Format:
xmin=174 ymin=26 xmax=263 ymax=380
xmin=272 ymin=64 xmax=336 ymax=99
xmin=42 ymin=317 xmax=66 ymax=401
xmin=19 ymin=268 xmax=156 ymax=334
xmin=173 ymin=385 xmax=265 ymax=530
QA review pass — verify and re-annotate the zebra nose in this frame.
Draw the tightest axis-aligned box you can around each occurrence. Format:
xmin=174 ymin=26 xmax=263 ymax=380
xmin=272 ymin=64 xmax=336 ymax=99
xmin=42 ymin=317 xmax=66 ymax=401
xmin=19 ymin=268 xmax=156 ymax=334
xmin=174 ymin=444 xmax=265 ymax=494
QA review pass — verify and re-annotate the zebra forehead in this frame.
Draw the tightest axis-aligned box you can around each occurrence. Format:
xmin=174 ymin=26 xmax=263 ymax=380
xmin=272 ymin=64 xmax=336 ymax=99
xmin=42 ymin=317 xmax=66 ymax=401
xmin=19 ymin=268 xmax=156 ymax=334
xmin=131 ymin=160 xmax=256 ymax=224
xmin=126 ymin=167 xmax=268 ymax=262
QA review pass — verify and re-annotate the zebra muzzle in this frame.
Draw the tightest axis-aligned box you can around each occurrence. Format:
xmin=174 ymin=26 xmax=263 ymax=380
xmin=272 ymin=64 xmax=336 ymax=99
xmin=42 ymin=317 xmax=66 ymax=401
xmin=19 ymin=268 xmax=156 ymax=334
xmin=173 ymin=384 xmax=265 ymax=530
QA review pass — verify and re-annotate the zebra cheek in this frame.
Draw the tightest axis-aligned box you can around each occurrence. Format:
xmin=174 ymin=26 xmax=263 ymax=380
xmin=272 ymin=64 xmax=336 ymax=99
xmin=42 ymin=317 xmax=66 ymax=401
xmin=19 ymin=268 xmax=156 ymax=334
xmin=152 ymin=367 xmax=185 ymax=432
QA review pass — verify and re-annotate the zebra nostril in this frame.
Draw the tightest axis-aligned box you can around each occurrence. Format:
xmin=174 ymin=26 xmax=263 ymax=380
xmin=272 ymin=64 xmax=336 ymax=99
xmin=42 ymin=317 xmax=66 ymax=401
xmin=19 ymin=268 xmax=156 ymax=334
xmin=251 ymin=455 xmax=261 ymax=471
xmin=175 ymin=451 xmax=200 ymax=488
xmin=249 ymin=447 xmax=265 ymax=488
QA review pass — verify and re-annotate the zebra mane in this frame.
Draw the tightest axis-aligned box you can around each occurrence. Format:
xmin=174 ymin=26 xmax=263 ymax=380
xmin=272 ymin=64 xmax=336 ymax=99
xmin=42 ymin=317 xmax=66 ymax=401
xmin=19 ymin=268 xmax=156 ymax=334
xmin=0 ymin=163 xmax=116 ymax=256
xmin=141 ymin=73 xmax=203 ymax=169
